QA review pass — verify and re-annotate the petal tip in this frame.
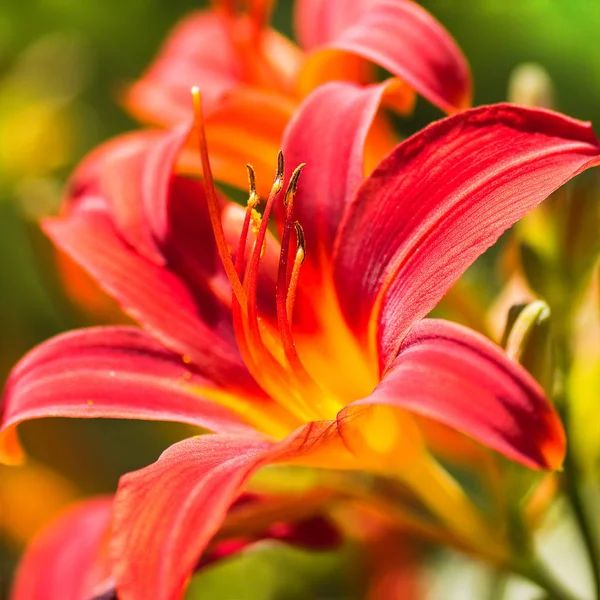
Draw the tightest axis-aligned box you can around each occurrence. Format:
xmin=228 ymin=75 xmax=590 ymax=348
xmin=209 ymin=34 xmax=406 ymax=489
xmin=0 ymin=425 xmax=26 ymax=465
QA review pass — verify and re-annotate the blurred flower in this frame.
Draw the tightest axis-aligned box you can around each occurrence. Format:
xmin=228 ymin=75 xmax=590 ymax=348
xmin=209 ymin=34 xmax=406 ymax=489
xmin=124 ymin=0 xmax=471 ymax=193
xmin=5 ymin=89 xmax=600 ymax=598
xmin=10 ymin=497 xmax=114 ymax=600
xmin=11 ymin=492 xmax=341 ymax=600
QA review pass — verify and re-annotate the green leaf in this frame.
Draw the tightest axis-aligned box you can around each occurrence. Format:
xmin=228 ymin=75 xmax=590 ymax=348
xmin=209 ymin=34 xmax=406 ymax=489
xmin=185 ymin=541 xmax=361 ymax=600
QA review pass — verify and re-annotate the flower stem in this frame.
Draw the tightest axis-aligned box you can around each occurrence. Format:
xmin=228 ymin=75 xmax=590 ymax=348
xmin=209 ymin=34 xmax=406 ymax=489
xmin=510 ymin=558 xmax=582 ymax=600
xmin=488 ymin=570 xmax=508 ymax=600
xmin=563 ymin=449 xmax=600 ymax=600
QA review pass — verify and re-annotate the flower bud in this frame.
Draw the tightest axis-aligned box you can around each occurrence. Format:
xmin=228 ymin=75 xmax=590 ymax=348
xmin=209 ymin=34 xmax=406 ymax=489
xmin=503 ymin=300 xmax=553 ymax=394
xmin=508 ymin=63 xmax=554 ymax=109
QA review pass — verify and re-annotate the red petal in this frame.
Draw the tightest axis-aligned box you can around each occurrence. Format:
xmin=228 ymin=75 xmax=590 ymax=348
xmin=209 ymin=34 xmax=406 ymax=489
xmin=352 ymin=319 xmax=565 ymax=470
xmin=111 ymin=422 xmax=353 ymax=600
xmin=333 ymin=103 xmax=600 ymax=370
xmin=111 ymin=436 xmax=272 ymax=600
xmin=295 ymin=0 xmax=471 ymax=113
xmin=11 ymin=497 xmax=113 ymax=600
xmin=1 ymin=326 xmax=255 ymax=460
xmin=125 ymin=11 xmax=301 ymax=129
xmin=125 ymin=11 xmax=243 ymax=126
xmin=281 ymin=81 xmax=388 ymax=270
xmin=43 ymin=208 xmax=257 ymax=393
xmin=66 ymin=130 xmax=168 ymax=266
xmin=65 ymin=125 xmax=234 ymax=319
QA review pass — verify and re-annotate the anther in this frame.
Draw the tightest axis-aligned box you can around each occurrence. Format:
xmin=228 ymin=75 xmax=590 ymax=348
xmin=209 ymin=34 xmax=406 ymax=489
xmin=246 ymin=164 xmax=259 ymax=208
xmin=271 ymin=150 xmax=285 ymax=195
xmin=284 ymin=164 xmax=306 ymax=206
xmin=293 ymin=222 xmax=306 ymax=265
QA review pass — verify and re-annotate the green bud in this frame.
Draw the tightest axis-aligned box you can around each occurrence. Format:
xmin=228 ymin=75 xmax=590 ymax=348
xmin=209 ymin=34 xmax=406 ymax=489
xmin=503 ymin=300 xmax=553 ymax=394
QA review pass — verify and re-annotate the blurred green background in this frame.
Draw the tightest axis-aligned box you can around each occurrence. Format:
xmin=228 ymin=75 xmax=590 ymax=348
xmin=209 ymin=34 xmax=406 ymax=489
xmin=1 ymin=0 xmax=600 ymax=595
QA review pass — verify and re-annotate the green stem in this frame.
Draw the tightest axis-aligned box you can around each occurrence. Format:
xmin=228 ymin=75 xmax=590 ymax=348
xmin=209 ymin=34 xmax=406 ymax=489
xmin=488 ymin=570 xmax=508 ymax=600
xmin=554 ymin=299 xmax=600 ymax=600
xmin=563 ymin=450 xmax=600 ymax=600
xmin=510 ymin=558 xmax=582 ymax=600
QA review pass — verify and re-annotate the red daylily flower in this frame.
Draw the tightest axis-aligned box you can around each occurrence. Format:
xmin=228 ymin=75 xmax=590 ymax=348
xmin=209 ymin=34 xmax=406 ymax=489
xmin=3 ymin=83 xmax=600 ymax=599
xmin=125 ymin=0 xmax=471 ymax=191
xmin=12 ymin=493 xmax=340 ymax=600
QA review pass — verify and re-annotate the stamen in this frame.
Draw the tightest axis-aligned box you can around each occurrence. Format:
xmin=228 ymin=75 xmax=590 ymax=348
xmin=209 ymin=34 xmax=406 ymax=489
xmin=275 ymin=165 xmax=325 ymax=408
xmin=286 ymin=222 xmax=305 ymax=323
xmin=246 ymin=164 xmax=259 ymax=206
xmin=233 ymin=164 xmax=260 ymax=278
xmin=238 ymin=154 xmax=316 ymax=420
xmin=274 ymin=150 xmax=285 ymax=194
xmin=283 ymin=164 xmax=304 ymax=206
xmin=245 ymin=152 xmax=285 ymax=358
xmin=191 ymin=87 xmax=247 ymax=311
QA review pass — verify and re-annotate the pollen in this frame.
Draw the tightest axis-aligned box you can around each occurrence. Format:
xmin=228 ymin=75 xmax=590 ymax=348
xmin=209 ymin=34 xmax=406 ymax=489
xmin=250 ymin=208 xmax=262 ymax=235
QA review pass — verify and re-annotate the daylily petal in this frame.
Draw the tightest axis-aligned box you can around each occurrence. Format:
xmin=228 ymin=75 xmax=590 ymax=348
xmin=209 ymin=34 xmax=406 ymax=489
xmin=334 ymin=102 xmax=600 ymax=370
xmin=353 ymin=319 xmax=565 ymax=470
xmin=11 ymin=497 xmax=113 ymax=600
xmin=125 ymin=10 xmax=302 ymax=192
xmin=111 ymin=424 xmax=355 ymax=600
xmin=44 ymin=207 xmax=257 ymax=392
xmin=126 ymin=11 xmax=302 ymax=125
xmin=281 ymin=81 xmax=389 ymax=272
xmin=67 ymin=125 xmax=235 ymax=308
xmin=56 ymin=129 xmax=178 ymax=322
xmin=125 ymin=11 xmax=243 ymax=126
xmin=111 ymin=436 xmax=271 ymax=600
xmin=65 ymin=130 xmax=167 ymax=266
xmin=295 ymin=0 xmax=471 ymax=113
xmin=1 ymin=326 xmax=256 ymax=462
xmin=200 ymin=87 xmax=297 ymax=193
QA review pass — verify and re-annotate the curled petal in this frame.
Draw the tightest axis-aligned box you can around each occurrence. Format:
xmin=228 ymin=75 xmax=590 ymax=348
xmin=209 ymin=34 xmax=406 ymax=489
xmin=111 ymin=423 xmax=355 ymax=600
xmin=295 ymin=0 xmax=471 ymax=112
xmin=352 ymin=319 xmax=565 ymax=470
xmin=11 ymin=497 xmax=113 ymax=600
xmin=1 ymin=327 xmax=256 ymax=462
xmin=333 ymin=103 xmax=600 ymax=370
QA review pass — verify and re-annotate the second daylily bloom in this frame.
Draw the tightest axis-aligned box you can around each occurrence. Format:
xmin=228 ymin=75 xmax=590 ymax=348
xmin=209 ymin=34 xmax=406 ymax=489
xmin=125 ymin=0 xmax=471 ymax=191
xmin=3 ymin=83 xmax=600 ymax=599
